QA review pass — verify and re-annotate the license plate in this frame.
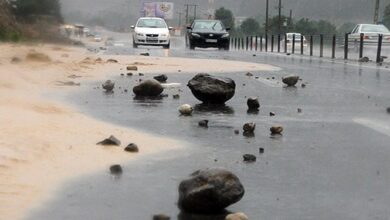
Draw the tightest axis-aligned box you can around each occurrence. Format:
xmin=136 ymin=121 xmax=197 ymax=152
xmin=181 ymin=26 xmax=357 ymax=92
xmin=147 ymin=37 xmax=158 ymax=41
xmin=206 ymin=39 xmax=217 ymax=43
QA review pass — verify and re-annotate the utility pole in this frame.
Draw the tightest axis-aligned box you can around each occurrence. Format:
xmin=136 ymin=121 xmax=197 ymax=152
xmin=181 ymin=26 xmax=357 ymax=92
xmin=289 ymin=9 xmax=292 ymax=30
xmin=194 ymin=5 xmax=198 ymax=20
xmin=184 ymin=4 xmax=197 ymax=24
xmin=374 ymin=0 xmax=380 ymax=24
xmin=278 ymin=0 xmax=282 ymax=33
xmin=177 ymin=12 xmax=183 ymax=27
xmin=185 ymin=4 xmax=189 ymax=24
xmin=265 ymin=0 xmax=269 ymax=36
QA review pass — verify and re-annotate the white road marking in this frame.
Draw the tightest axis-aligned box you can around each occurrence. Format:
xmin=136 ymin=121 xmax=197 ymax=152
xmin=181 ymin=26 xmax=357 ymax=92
xmin=353 ymin=118 xmax=390 ymax=137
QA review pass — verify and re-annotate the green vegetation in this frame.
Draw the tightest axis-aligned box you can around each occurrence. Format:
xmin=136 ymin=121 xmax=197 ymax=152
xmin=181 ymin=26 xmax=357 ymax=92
xmin=0 ymin=29 xmax=21 ymax=42
xmin=13 ymin=0 xmax=63 ymax=22
xmin=383 ymin=3 xmax=390 ymax=28
xmin=240 ymin=18 xmax=260 ymax=36
xmin=215 ymin=7 xmax=235 ymax=30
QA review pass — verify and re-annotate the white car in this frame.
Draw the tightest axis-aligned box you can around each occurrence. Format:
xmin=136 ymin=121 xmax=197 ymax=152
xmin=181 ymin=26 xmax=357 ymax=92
xmin=131 ymin=17 xmax=172 ymax=49
xmin=349 ymin=24 xmax=390 ymax=45
xmin=284 ymin=33 xmax=307 ymax=48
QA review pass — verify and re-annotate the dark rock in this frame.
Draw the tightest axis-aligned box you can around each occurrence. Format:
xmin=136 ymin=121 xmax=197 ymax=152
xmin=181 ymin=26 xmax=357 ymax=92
xmin=139 ymin=73 xmax=144 ymax=76
xmin=153 ymin=214 xmax=170 ymax=220
xmin=297 ymin=108 xmax=302 ymax=113
xmin=140 ymin=52 xmax=150 ymax=56
xmin=301 ymin=83 xmax=306 ymax=88
xmin=127 ymin=72 xmax=133 ymax=76
xmin=133 ymin=79 xmax=164 ymax=97
xmin=97 ymin=135 xmax=121 ymax=146
xmin=282 ymin=75 xmax=299 ymax=87
xmin=358 ymin=57 xmax=370 ymax=62
xmin=124 ymin=89 xmax=128 ymax=93
xmin=243 ymin=123 xmax=256 ymax=134
xmin=178 ymin=168 xmax=245 ymax=213
xmin=234 ymin=129 xmax=240 ymax=135
xmin=247 ymin=97 xmax=260 ymax=110
xmin=259 ymin=148 xmax=265 ymax=154
xmin=127 ymin=65 xmax=138 ymax=71
xmin=109 ymin=164 xmax=122 ymax=174
xmin=271 ymin=76 xmax=275 ymax=80
xmin=187 ymin=73 xmax=236 ymax=104
xmin=11 ymin=57 xmax=22 ymax=63
xmin=270 ymin=126 xmax=283 ymax=135
xmin=270 ymin=112 xmax=275 ymax=116
xmin=243 ymin=154 xmax=256 ymax=162
xmin=252 ymin=54 xmax=256 ymax=57
xmin=387 ymin=107 xmax=390 ymax=114
xmin=154 ymin=74 xmax=168 ymax=83
xmin=102 ymin=80 xmax=115 ymax=92
xmin=286 ymin=53 xmax=291 ymax=55
xmin=124 ymin=143 xmax=139 ymax=153
xmin=173 ymin=94 xmax=180 ymax=99
xmin=198 ymin=120 xmax=209 ymax=127
xmin=245 ymin=72 xmax=253 ymax=77
xmin=107 ymin=59 xmax=118 ymax=63
xmin=120 ymin=73 xmax=124 ymax=76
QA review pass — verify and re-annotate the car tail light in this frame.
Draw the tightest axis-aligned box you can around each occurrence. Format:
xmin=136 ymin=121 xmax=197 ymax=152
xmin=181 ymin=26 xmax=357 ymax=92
xmin=364 ymin=36 xmax=370 ymax=40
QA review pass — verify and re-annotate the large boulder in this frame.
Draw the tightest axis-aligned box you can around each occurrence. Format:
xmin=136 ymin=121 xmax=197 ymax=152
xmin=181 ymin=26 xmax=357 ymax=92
xmin=282 ymin=75 xmax=299 ymax=87
xmin=133 ymin=79 xmax=164 ymax=97
xmin=178 ymin=168 xmax=245 ymax=214
xmin=187 ymin=74 xmax=236 ymax=104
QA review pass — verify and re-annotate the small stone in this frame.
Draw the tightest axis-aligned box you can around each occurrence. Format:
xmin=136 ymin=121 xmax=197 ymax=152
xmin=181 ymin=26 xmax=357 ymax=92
xmin=120 ymin=73 xmax=124 ymax=76
xmin=270 ymin=126 xmax=283 ymax=135
xmin=252 ymin=54 xmax=256 ymax=57
xmin=97 ymin=135 xmax=121 ymax=146
xmin=359 ymin=57 xmax=370 ymax=62
xmin=301 ymin=83 xmax=306 ymax=88
xmin=109 ymin=164 xmax=122 ymax=175
xmin=139 ymin=73 xmax=144 ymax=76
xmin=297 ymin=108 xmax=302 ymax=113
xmin=243 ymin=154 xmax=256 ymax=163
xmin=127 ymin=72 xmax=133 ymax=76
xmin=225 ymin=212 xmax=249 ymax=220
xmin=107 ymin=59 xmax=118 ymax=63
xmin=127 ymin=65 xmax=138 ymax=71
xmin=124 ymin=89 xmax=128 ymax=93
xmin=198 ymin=120 xmax=209 ymax=127
xmin=243 ymin=122 xmax=256 ymax=134
xmin=153 ymin=214 xmax=170 ymax=220
xmin=286 ymin=53 xmax=291 ymax=55
xmin=282 ymin=75 xmax=299 ymax=87
xmin=234 ymin=129 xmax=240 ymax=135
xmin=173 ymin=94 xmax=180 ymax=99
xmin=153 ymin=74 xmax=168 ymax=83
xmin=247 ymin=97 xmax=260 ymax=110
xmin=102 ymin=80 xmax=115 ymax=92
xmin=271 ymin=76 xmax=275 ymax=80
xmin=140 ymin=52 xmax=150 ymax=56
xmin=124 ymin=143 xmax=139 ymax=153
xmin=255 ymin=76 xmax=259 ymax=79
xmin=259 ymin=148 xmax=265 ymax=154
xmin=245 ymin=72 xmax=253 ymax=77
xmin=179 ymin=104 xmax=193 ymax=116
xmin=270 ymin=112 xmax=275 ymax=116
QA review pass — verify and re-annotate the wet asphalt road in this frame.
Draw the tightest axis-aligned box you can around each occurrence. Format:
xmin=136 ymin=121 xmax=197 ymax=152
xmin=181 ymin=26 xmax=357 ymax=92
xmin=28 ymin=35 xmax=390 ymax=220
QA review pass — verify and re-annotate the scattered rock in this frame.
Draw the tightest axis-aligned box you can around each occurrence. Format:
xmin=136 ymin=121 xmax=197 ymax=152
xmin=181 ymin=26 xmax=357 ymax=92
xmin=124 ymin=89 xmax=128 ymax=93
xmin=178 ymin=168 xmax=245 ymax=213
xmin=225 ymin=212 xmax=248 ymax=220
xmin=153 ymin=74 xmax=168 ymax=83
xmin=187 ymin=73 xmax=236 ymax=104
xmin=109 ymin=164 xmax=123 ymax=175
xmin=252 ymin=54 xmax=256 ymax=57
xmin=26 ymin=52 xmax=51 ymax=62
xmin=97 ymin=135 xmax=121 ymax=146
xmin=270 ymin=126 xmax=283 ymax=135
xmin=245 ymin=72 xmax=253 ymax=77
xmin=124 ymin=143 xmax=139 ymax=153
xmin=387 ymin=107 xmax=390 ymax=114
xmin=120 ymin=73 xmax=124 ymax=76
xmin=198 ymin=120 xmax=209 ymax=127
xmin=270 ymin=112 xmax=275 ymax=116
xmin=127 ymin=72 xmax=133 ymax=76
xmin=297 ymin=108 xmax=302 ymax=113
xmin=139 ymin=73 xmax=145 ymax=76
xmin=127 ymin=65 xmax=138 ymax=71
xmin=259 ymin=148 xmax=265 ymax=154
xmin=286 ymin=53 xmax=291 ymax=56
xmin=282 ymin=75 xmax=299 ymax=87
xmin=173 ymin=94 xmax=180 ymax=99
xmin=11 ymin=57 xmax=22 ymax=63
xmin=243 ymin=123 xmax=256 ymax=134
xmin=133 ymin=79 xmax=164 ymax=97
xmin=102 ymin=80 xmax=115 ymax=92
xmin=153 ymin=214 xmax=170 ymax=220
xmin=243 ymin=154 xmax=256 ymax=162
xmin=301 ymin=83 xmax=306 ymax=88
xmin=179 ymin=104 xmax=193 ymax=116
xmin=247 ymin=97 xmax=260 ymax=110
xmin=140 ymin=52 xmax=150 ymax=56
xmin=234 ymin=129 xmax=240 ymax=135
xmin=107 ymin=59 xmax=118 ymax=63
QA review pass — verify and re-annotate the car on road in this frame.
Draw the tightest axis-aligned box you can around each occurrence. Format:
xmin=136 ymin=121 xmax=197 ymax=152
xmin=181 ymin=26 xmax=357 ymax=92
xmin=131 ymin=17 xmax=172 ymax=49
xmin=348 ymin=24 xmax=390 ymax=46
xmin=186 ymin=20 xmax=231 ymax=50
xmin=283 ymin=33 xmax=307 ymax=49
xmin=94 ymin=35 xmax=103 ymax=42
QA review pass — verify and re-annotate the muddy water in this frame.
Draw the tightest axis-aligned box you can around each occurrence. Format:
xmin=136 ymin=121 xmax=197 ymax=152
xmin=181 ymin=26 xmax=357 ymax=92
xmin=28 ymin=67 xmax=390 ymax=220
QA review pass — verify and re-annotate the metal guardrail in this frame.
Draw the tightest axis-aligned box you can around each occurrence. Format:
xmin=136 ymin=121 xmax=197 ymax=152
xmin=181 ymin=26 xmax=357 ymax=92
xmin=230 ymin=33 xmax=387 ymax=64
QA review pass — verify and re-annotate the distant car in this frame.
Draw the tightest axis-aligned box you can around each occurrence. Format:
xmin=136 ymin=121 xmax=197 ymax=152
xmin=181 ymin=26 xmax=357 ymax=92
xmin=283 ymin=33 xmax=307 ymax=48
xmin=94 ymin=35 xmax=102 ymax=42
xmin=186 ymin=20 xmax=230 ymax=50
xmin=131 ymin=17 xmax=172 ymax=49
xmin=349 ymin=24 xmax=390 ymax=45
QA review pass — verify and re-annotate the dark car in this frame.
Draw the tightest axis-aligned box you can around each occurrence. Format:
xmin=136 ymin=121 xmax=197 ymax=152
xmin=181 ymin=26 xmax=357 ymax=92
xmin=186 ymin=20 xmax=230 ymax=50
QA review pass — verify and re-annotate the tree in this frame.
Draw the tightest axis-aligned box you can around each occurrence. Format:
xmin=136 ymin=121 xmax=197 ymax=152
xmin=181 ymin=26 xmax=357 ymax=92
xmin=214 ymin=7 xmax=234 ymax=30
xmin=383 ymin=3 xmax=390 ymax=28
xmin=337 ymin=22 xmax=356 ymax=35
xmin=240 ymin=18 xmax=260 ymax=35
xmin=266 ymin=15 xmax=290 ymax=34
xmin=14 ymin=0 xmax=62 ymax=22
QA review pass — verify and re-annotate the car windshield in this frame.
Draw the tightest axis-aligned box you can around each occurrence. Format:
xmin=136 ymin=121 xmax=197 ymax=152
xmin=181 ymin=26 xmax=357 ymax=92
xmin=193 ymin=21 xmax=225 ymax=31
xmin=361 ymin=25 xmax=390 ymax=33
xmin=137 ymin=19 xmax=167 ymax=28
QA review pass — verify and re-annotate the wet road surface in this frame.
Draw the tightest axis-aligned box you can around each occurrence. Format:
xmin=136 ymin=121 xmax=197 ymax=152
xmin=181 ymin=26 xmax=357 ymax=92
xmin=28 ymin=36 xmax=390 ymax=220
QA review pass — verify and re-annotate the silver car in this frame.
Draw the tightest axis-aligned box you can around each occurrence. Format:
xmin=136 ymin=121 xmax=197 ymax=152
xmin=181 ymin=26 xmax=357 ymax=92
xmin=349 ymin=24 xmax=390 ymax=45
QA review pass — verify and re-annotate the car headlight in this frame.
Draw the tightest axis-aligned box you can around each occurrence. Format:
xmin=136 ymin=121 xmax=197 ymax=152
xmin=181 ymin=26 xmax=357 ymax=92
xmin=221 ymin=33 xmax=230 ymax=38
xmin=161 ymin=33 xmax=168 ymax=37
xmin=136 ymin=33 xmax=144 ymax=36
xmin=191 ymin=33 xmax=201 ymax=38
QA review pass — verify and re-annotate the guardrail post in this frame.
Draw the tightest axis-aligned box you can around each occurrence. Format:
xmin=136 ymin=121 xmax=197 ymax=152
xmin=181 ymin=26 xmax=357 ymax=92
xmin=320 ymin=34 xmax=324 ymax=57
xmin=250 ymin=36 xmax=253 ymax=51
xmin=266 ymin=35 xmax=269 ymax=52
xmin=277 ymin=34 xmax=281 ymax=52
xmin=260 ymin=36 xmax=263 ymax=51
xmin=344 ymin=33 xmax=349 ymax=60
xmin=246 ymin=36 xmax=248 ymax=50
xmin=234 ymin=38 xmax=237 ymax=50
xmin=292 ymin=34 xmax=295 ymax=54
xmin=332 ymin=34 xmax=336 ymax=59
xmin=284 ymin=34 xmax=287 ymax=53
xmin=255 ymin=36 xmax=258 ymax=51
xmin=310 ymin=35 xmax=313 ymax=56
xmin=300 ymin=35 xmax=304 ymax=55
xmin=271 ymin=35 xmax=274 ymax=52
xmin=376 ymin=34 xmax=383 ymax=63
xmin=359 ymin=33 xmax=364 ymax=58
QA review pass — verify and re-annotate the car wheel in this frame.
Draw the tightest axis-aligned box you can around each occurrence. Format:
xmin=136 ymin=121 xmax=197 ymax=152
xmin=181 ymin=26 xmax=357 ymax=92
xmin=188 ymin=40 xmax=195 ymax=50
xmin=133 ymin=40 xmax=138 ymax=48
xmin=163 ymin=43 xmax=170 ymax=49
xmin=224 ymin=44 xmax=230 ymax=51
